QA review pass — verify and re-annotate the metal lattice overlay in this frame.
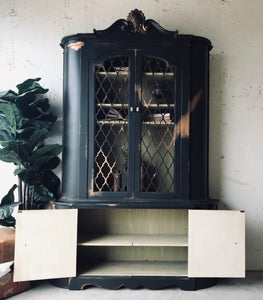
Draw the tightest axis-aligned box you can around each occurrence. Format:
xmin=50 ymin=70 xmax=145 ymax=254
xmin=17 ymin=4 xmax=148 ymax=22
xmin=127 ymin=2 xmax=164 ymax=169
xmin=94 ymin=57 xmax=129 ymax=192
xmin=141 ymin=56 xmax=176 ymax=192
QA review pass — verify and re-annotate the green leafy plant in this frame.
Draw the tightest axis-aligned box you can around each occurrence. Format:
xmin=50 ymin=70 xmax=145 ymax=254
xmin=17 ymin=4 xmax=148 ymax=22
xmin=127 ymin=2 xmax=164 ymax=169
xmin=0 ymin=185 xmax=20 ymax=227
xmin=0 ymin=78 xmax=62 ymax=210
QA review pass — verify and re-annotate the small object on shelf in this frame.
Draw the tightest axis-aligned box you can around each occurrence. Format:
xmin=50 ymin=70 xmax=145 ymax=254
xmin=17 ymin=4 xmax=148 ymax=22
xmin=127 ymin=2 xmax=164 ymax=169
xmin=153 ymin=113 xmax=171 ymax=123
xmin=113 ymin=169 xmax=121 ymax=192
xmin=152 ymin=85 xmax=166 ymax=99
xmin=107 ymin=107 xmax=127 ymax=121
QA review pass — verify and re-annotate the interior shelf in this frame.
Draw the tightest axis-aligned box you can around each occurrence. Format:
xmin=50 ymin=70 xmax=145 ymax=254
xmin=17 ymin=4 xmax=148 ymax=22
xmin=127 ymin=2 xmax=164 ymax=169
xmin=143 ymin=121 xmax=174 ymax=125
xmin=97 ymin=120 xmax=128 ymax=124
xmin=96 ymin=103 xmax=174 ymax=109
xmin=143 ymin=72 xmax=174 ymax=77
xmin=97 ymin=71 xmax=129 ymax=76
xmin=79 ymin=261 xmax=188 ymax=277
xmin=78 ymin=234 xmax=188 ymax=247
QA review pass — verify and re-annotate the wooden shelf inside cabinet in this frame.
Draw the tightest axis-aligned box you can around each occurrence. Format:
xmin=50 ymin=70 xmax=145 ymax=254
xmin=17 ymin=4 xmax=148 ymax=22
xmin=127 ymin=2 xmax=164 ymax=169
xmin=97 ymin=71 xmax=129 ymax=77
xmin=79 ymin=261 xmax=188 ymax=277
xmin=78 ymin=234 xmax=188 ymax=247
xmin=143 ymin=72 xmax=174 ymax=78
xmin=143 ymin=104 xmax=175 ymax=109
xmin=142 ymin=121 xmax=174 ymax=125
xmin=97 ymin=120 xmax=128 ymax=125
xmin=96 ymin=104 xmax=129 ymax=109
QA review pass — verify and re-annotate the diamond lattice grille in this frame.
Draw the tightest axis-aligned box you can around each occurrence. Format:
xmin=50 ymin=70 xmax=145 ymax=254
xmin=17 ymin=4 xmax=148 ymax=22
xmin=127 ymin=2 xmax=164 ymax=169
xmin=141 ymin=56 xmax=176 ymax=192
xmin=94 ymin=57 xmax=129 ymax=192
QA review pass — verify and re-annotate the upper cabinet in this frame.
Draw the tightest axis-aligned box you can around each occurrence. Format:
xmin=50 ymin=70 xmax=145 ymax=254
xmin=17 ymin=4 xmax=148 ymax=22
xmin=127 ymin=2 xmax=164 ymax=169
xmin=59 ymin=9 xmax=215 ymax=209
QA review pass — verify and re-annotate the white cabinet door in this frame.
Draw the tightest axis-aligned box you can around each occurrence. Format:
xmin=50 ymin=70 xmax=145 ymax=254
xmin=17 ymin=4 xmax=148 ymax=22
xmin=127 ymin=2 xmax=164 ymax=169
xmin=188 ymin=210 xmax=245 ymax=278
xmin=14 ymin=209 xmax=78 ymax=282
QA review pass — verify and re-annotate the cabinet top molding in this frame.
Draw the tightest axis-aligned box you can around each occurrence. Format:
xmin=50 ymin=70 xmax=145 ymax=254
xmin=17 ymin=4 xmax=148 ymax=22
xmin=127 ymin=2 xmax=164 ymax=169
xmin=60 ymin=9 xmax=212 ymax=50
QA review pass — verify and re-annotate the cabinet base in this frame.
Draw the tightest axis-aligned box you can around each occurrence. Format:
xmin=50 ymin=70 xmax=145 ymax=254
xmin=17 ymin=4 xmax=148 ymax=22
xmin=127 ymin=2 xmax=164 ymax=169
xmin=50 ymin=276 xmax=217 ymax=291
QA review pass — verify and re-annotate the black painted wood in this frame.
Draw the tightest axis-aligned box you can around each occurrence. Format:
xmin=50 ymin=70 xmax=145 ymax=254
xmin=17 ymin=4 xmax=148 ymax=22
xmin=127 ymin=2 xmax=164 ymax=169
xmin=57 ymin=10 xmax=216 ymax=291
xmin=50 ymin=276 xmax=217 ymax=291
xmin=60 ymin=31 xmax=212 ymax=204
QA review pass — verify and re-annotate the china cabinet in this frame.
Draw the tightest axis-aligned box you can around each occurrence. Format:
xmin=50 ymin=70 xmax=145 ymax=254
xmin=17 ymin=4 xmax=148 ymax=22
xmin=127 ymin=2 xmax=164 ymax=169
xmin=14 ymin=10 xmax=245 ymax=290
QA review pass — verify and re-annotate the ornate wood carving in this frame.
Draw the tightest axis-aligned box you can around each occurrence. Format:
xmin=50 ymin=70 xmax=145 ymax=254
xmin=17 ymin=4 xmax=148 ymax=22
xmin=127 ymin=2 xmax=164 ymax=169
xmin=127 ymin=9 xmax=146 ymax=33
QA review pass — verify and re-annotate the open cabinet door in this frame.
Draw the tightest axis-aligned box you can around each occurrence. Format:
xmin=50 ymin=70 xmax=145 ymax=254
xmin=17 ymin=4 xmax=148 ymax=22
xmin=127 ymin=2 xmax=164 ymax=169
xmin=188 ymin=210 xmax=245 ymax=278
xmin=14 ymin=209 xmax=78 ymax=282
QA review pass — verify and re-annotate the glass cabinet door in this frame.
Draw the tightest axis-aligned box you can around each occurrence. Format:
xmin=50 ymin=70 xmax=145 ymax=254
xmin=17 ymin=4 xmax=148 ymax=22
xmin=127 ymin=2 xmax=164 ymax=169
xmin=91 ymin=56 xmax=130 ymax=194
xmin=89 ymin=53 xmax=180 ymax=200
xmin=136 ymin=55 xmax=177 ymax=196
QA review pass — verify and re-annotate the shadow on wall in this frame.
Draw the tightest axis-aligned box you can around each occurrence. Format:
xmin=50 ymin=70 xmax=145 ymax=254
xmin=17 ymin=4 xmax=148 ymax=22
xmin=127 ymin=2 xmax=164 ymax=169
xmin=209 ymin=52 xmax=226 ymax=206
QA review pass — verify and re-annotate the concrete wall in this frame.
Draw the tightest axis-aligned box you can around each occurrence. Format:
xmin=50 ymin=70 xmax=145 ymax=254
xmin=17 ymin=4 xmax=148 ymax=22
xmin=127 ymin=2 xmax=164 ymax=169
xmin=0 ymin=0 xmax=262 ymax=270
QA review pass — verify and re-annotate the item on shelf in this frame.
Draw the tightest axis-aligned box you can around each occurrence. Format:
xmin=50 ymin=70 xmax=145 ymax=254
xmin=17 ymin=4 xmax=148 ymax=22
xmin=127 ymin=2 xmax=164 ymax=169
xmin=107 ymin=107 xmax=127 ymax=120
xmin=113 ymin=169 xmax=122 ymax=192
xmin=152 ymin=85 xmax=166 ymax=99
xmin=152 ymin=113 xmax=171 ymax=123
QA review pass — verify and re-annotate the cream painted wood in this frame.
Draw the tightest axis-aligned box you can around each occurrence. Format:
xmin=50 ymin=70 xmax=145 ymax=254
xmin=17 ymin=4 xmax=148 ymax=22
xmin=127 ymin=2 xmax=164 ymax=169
xmin=188 ymin=210 xmax=245 ymax=278
xmin=80 ymin=261 xmax=188 ymax=276
xmin=78 ymin=246 xmax=188 ymax=262
xmin=78 ymin=234 xmax=188 ymax=247
xmin=78 ymin=209 xmax=188 ymax=235
xmin=14 ymin=209 xmax=78 ymax=282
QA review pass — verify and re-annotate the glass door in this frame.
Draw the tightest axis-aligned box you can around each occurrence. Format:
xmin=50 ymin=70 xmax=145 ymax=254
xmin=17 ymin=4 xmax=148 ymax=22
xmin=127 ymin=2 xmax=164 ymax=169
xmin=89 ymin=55 xmax=132 ymax=196
xmin=135 ymin=55 xmax=177 ymax=197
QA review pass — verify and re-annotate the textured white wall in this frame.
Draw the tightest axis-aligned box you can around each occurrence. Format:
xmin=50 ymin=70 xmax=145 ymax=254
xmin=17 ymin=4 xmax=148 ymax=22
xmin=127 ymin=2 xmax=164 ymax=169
xmin=0 ymin=0 xmax=263 ymax=270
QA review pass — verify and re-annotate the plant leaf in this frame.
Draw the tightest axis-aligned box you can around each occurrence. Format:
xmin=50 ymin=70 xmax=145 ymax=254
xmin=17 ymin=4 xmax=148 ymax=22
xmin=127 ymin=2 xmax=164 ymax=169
xmin=0 ymin=130 xmax=13 ymax=143
xmin=27 ymin=128 xmax=49 ymax=151
xmin=0 ymin=148 xmax=23 ymax=165
xmin=30 ymin=144 xmax=63 ymax=162
xmin=39 ymin=170 xmax=60 ymax=198
xmin=16 ymin=78 xmax=48 ymax=95
xmin=31 ymin=156 xmax=60 ymax=170
xmin=1 ymin=184 xmax=17 ymax=205
xmin=0 ymin=140 xmax=29 ymax=164
xmin=0 ymin=90 xmax=18 ymax=102
xmin=28 ymin=185 xmax=53 ymax=209
xmin=16 ymin=169 xmax=40 ymax=185
xmin=0 ymin=215 xmax=16 ymax=227
xmin=0 ymin=203 xmax=20 ymax=219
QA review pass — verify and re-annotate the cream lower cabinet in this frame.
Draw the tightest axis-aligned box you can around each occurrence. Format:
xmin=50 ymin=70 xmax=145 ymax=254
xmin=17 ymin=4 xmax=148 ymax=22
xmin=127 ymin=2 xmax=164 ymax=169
xmin=14 ymin=209 xmax=245 ymax=289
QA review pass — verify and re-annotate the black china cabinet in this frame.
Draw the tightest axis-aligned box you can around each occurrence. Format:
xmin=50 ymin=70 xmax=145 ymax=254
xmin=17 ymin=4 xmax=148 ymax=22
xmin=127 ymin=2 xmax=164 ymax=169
xmin=59 ymin=10 xmax=215 ymax=208
xmin=13 ymin=10 xmax=245 ymax=291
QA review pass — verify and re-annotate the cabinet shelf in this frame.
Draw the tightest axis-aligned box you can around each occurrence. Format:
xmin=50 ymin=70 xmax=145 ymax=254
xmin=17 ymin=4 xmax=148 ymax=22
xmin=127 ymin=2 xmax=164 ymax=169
xmin=97 ymin=120 xmax=128 ymax=125
xmin=97 ymin=71 xmax=129 ymax=77
xmin=143 ymin=121 xmax=174 ymax=125
xmin=143 ymin=72 xmax=174 ymax=77
xmin=96 ymin=104 xmax=174 ymax=109
xmin=96 ymin=103 xmax=129 ymax=108
xmin=78 ymin=234 xmax=188 ymax=247
xmin=96 ymin=72 xmax=174 ymax=78
xmin=79 ymin=261 xmax=188 ymax=276
xmin=97 ymin=120 xmax=174 ymax=125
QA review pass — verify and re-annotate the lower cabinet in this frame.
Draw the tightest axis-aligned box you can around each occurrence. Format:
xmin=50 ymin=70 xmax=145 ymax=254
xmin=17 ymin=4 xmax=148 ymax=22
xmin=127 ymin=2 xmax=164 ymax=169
xmin=14 ymin=209 xmax=245 ymax=290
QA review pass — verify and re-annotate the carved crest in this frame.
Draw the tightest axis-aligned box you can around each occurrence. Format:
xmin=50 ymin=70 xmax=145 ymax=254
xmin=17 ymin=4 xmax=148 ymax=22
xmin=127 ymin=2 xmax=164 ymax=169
xmin=127 ymin=9 xmax=147 ymax=33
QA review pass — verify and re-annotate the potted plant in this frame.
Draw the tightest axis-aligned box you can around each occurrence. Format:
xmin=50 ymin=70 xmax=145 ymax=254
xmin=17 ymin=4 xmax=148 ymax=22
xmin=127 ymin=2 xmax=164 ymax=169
xmin=0 ymin=78 xmax=62 ymax=213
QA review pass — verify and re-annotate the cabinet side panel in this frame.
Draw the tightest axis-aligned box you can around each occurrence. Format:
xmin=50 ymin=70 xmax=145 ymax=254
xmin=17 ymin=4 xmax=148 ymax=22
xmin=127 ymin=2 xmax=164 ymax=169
xmin=14 ymin=210 xmax=78 ymax=282
xmin=188 ymin=210 xmax=245 ymax=278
